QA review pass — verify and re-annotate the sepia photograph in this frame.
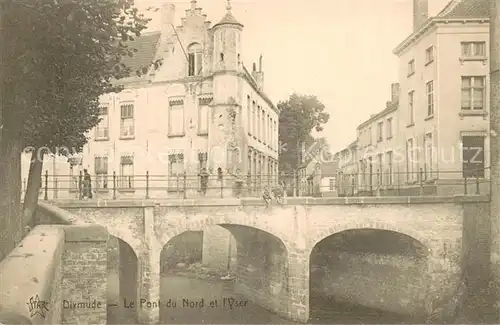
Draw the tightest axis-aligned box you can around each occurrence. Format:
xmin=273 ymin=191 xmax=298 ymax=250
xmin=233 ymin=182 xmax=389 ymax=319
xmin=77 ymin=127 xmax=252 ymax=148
xmin=0 ymin=0 xmax=499 ymax=324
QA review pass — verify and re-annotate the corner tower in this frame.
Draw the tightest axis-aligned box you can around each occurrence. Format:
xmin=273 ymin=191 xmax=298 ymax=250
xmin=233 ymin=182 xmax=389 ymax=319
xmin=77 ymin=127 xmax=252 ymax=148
xmin=212 ymin=0 xmax=243 ymax=73
xmin=207 ymin=0 xmax=245 ymax=189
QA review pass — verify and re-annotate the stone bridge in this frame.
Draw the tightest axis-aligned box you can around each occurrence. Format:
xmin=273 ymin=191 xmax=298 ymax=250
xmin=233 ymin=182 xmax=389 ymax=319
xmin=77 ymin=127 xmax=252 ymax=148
xmin=38 ymin=196 xmax=490 ymax=324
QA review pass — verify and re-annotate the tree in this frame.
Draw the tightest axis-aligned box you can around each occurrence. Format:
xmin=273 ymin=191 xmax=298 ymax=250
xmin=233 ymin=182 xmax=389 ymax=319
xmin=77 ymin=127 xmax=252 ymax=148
xmin=1 ymin=0 xmax=162 ymax=224
xmin=278 ymin=93 xmax=330 ymax=176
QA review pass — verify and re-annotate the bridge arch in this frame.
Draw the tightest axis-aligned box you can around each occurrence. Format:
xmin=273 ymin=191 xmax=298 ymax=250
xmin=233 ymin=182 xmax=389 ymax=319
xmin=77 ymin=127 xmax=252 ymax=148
xmin=107 ymin=236 xmax=139 ymax=323
xmin=157 ymin=221 xmax=291 ymax=322
xmin=309 ymin=228 xmax=430 ymax=321
xmin=309 ymin=221 xmax=432 ymax=254
xmin=154 ymin=211 xmax=293 ymax=253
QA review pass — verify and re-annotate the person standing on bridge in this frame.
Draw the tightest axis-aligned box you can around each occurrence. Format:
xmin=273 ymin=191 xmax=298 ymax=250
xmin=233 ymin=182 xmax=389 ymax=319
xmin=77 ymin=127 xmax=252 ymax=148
xmin=199 ymin=167 xmax=209 ymax=196
xmin=82 ymin=169 xmax=93 ymax=199
xmin=231 ymin=168 xmax=244 ymax=198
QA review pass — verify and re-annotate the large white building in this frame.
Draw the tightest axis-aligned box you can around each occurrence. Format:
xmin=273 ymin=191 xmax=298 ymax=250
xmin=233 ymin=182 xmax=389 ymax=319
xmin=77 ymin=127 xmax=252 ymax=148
xmin=22 ymin=0 xmax=279 ymax=199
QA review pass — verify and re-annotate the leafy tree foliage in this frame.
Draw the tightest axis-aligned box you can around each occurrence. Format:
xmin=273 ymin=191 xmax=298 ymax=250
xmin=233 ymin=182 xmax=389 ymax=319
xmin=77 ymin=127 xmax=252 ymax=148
xmin=0 ymin=0 xmax=162 ymax=224
xmin=278 ymin=93 xmax=330 ymax=175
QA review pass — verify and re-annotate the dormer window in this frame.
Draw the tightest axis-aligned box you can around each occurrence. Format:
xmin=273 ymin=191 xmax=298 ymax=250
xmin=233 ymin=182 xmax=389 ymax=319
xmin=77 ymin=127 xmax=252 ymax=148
xmin=187 ymin=43 xmax=202 ymax=77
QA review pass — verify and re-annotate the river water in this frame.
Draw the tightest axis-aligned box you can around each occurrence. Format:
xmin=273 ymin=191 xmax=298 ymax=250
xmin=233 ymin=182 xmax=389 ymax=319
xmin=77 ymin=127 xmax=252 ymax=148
xmin=108 ymin=274 xmax=430 ymax=324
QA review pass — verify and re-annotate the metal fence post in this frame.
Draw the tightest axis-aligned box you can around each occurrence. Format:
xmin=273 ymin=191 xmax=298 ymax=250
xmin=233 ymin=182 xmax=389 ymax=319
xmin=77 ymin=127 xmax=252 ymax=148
xmin=146 ymin=170 xmax=150 ymax=199
xmin=78 ymin=171 xmax=83 ymax=200
xmin=419 ymin=168 xmax=424 ymax=196
xmin=247 ymin=173 xmax=252 ymax=196
xmin=113 ymin=171 xmax=117 ymax=200
xmin=53 ymin=175 xmax=58 ymax=199
xmin=220 ymin=173 xmax=224 ymax=198
xmin=176 ymin=174 xmax=180 ymax=195
xmin=44 ymin=170 xmax=48 ymax=201
xmin=183 ymin=172 xmax=187 ymax=199
xmin=476 ymin=175 xmax=480 ymax=195
xmin=293 ymin=171 xmax=297 ymax=197
xmin=464 ymin=175 xmax=468 ymax=195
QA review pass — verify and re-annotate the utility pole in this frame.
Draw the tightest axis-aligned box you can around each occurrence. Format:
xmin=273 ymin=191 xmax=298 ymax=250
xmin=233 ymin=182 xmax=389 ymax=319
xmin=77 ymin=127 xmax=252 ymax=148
xmin=489 ymin=0 xmax=500 ymax=320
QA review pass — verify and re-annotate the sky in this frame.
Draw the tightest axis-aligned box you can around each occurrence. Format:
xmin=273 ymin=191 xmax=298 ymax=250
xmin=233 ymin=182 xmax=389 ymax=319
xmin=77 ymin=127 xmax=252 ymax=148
xmin=135 ymin=0 xmax=451 ymax=153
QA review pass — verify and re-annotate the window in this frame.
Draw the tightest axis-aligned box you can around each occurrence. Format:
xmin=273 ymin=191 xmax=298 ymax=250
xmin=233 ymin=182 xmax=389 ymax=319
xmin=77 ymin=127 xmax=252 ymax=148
xmin=169 ymin=153 xmax=184 ymax=176
xmin=426 ymin=81 xmax=434 ymax=116
xmin=95 ymin=105 xmax=109 ymax=140
xmin=257 ymin=107 xmax=261 ymax=140
xmin=252 ymin=101 xmax=256 ymax=135
xmin=169 ymin=100 xmax=185 ymax=136
xmin=198 ymin=98 xmax=210 ymax=135
xmin=462 ymin=135 xmax=485 ymax=178
xmin=408 ymin=91 xmax=415 ymax=125
xmin=461 ymin=41 xmax=486 ymax=57
xmin=247 ymin=96 xmax=251 ymax=134
xmin=198 ymin=152 xmax=207 ymax=171
xmin=94 ymin=156 xmax=108 ymax=189
xmin=368 ymin=127 xmax=372 ymax=145
xmin=274 ymin=120 xmax=278 ymax=150
xmin=461 ymin=76 xmax=485 ymax=110
xmin=68 ymin=157 xmax=81 ymax=191
xmin=261 ymin=108 xmax=265 ymax=142
xmin=386 ymin=118 xmax=392 ymax=139
xmin=119 ymin=156 xmax=134 ymax=189
xmin=424 ymin=133 xmax=433 ymax=180
xmin=386 ymin=151 xmax=393 ymax=186
xmin=406 ymin=138 xmax=415 ymax=182
xmin=377 ymin=153 xmax=383 ymax=186
xmin=359 ymin=160 xmax=366 ymax=187
xmin=187 ymin=43 xmax=203 ymax=77
xmin=329 ymin=178 xmax=335 ymax=191
xmin=408 ymin=59 xmax=415 ymax=76
xmin=120 ymin=103 xmax=134 ymax=138
xmin=377 ymin=122 xmax=383 ymax=142
xmin=425 ymin=46 xmax=434 ymax=64
xmin=270 ymin=117 xmax=273 ymax=149
xmin=267 ymin=114 xmax=270 ymax=145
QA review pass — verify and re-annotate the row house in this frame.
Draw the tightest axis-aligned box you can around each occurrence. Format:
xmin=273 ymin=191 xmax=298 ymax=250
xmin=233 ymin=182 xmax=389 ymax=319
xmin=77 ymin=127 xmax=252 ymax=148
xmin=336 ymin=0 xmax=490 ymax=197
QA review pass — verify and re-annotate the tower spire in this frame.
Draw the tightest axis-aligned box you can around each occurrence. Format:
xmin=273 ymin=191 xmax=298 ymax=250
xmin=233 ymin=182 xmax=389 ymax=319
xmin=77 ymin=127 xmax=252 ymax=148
xmin=226 ymin=0 xmax=232 ymax=11
xmin=191 ymin=0 xmax=197 ymax=11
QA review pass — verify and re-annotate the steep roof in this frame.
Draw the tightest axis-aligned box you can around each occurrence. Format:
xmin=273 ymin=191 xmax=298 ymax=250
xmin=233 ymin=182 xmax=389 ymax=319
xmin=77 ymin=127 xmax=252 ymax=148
xmin=119 ymin=32 xmax=161 ymax=75
xmin=439 ymin=0 xmax=488 ymax=19
xmin=212 ymin=11 xmax=243 ymax=29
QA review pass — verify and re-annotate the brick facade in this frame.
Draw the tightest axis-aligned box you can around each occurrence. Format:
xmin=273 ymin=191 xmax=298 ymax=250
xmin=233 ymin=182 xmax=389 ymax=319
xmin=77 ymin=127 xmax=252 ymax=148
xmin=61 ymin=225 xmax=108 ymax=325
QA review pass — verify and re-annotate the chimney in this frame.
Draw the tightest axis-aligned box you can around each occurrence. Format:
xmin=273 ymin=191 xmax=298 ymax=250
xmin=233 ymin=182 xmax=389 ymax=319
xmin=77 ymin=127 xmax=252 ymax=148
xmin=161 ymin=4 xmax=175 ymax=43
xmin=413 ymin=0 xmax=428 ymax=32
xmin=390 ymin=83 xmax=400 ymax=104
xmin=252 ymin=60 xmax=264 ymax=91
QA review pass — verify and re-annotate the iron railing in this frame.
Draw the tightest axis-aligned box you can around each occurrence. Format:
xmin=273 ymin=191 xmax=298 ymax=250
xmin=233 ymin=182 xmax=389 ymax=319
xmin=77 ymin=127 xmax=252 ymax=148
xmin=26 ymin=167 xmax=490 ymax=201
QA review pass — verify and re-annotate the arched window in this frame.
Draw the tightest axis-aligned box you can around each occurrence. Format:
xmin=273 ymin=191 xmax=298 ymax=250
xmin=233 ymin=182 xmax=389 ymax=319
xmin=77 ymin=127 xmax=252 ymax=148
xmin=187 ymin=43 xmax=202 ymax=77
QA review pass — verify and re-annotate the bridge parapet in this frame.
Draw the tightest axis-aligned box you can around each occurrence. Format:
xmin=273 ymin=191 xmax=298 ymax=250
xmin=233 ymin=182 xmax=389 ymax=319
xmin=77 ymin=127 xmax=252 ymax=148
xmin=48 ymin=194 xmax=490 ymax=208
xmin=0 ymin=226 xmax=64 ymax=324
xmin=0 ymin=206 xmax=108 ymax=325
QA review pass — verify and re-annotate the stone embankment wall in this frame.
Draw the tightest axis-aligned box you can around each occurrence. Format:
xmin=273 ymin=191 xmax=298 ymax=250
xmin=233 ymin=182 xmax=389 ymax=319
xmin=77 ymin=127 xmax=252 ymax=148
xmin=0 ymin=204 xmax=108 ymax=325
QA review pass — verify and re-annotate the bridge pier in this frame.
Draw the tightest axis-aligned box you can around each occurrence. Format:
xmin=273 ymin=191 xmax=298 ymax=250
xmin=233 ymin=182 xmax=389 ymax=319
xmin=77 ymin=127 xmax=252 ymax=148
xmin=137 ymin=207 xmax=161 ymax=325
xmin=286 ymin=252 xmax=310 ymax=323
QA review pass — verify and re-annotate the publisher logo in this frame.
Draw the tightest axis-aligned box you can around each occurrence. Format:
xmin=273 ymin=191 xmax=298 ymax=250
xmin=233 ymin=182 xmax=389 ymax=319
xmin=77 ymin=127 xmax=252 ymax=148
xmin=27 ymin=295 xmax=49 ymax=319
